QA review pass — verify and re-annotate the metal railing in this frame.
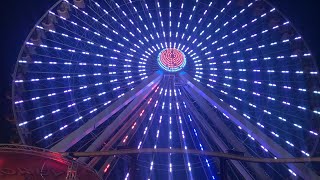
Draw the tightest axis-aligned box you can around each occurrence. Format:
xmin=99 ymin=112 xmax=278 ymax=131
xmin=60 ymin=148 xmax=320 ymax=164
xmin=0 ymin=144 xmax=100 ymax=179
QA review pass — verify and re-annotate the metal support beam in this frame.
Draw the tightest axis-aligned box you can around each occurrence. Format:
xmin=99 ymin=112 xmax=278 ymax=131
xmin=51 ymin=71 xmax=163 ymax=152
xmin=179 ymin=72 xmax=319 ymax=179
xmin=89 ymin=94 xmax=153 ymax=168
xmin=77 ymin=86 xmax=154 ymax=164
xmin=184 ymin=86 xmax=269 ymax=179
xmin=97 ymin=91 xmax=160 ymax=174
xmin=60 ymin=148 xmax=320 ymax=163
xmin=183 ymin=96 xmax=254 ymax=180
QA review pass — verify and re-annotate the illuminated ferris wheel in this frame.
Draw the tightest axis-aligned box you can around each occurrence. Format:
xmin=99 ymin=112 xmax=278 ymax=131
xmin=12 ymin=0 xmax=320 ymax=179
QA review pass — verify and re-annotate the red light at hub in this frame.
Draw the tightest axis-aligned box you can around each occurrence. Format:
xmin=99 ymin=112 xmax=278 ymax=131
xmin=157 ymin=48 xmax=186 ymax=72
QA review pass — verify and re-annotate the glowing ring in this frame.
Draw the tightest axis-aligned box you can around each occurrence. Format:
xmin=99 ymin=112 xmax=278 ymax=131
xmin=157 ymin=48 xmax=186 ymax=72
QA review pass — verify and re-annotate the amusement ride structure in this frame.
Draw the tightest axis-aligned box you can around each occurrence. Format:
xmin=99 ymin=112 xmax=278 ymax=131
xmin=11 ymin=0 xmax=320 ymax=179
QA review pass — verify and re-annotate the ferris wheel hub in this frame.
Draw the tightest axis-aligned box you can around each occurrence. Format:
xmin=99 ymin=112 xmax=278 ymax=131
xmin=157 ymin=48 xmax=186 ymax=72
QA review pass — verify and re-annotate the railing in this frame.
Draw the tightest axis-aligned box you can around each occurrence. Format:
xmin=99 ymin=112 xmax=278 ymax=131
xmin=2 ymin=145 xmax=319 ymax=179
xmin=60 ymin=148 xmax=320 ymax=164
xmin=0 ymin=144 xmax=99 ymax=178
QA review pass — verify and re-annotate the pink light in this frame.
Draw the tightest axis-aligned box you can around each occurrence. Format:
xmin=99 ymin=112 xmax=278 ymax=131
xmin=158 ymin=48 xmax=186 ymax=72
xmin=104 ymin=164 xmax=110 ymax=173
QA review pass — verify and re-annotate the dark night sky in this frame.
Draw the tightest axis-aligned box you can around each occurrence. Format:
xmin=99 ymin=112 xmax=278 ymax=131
xmin=0 ymin=0 xmax=319 ymax=143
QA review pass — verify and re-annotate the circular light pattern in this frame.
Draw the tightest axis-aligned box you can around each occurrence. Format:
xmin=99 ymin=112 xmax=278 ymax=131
xmin=158 ymin=48 xmax=186 ymax=72
xmin=12 ymin=0 xmax=320 ymax=179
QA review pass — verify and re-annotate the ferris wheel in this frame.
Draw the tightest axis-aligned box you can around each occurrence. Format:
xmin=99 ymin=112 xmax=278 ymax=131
xmin=12 ymin=0 xmax=320 ymax=179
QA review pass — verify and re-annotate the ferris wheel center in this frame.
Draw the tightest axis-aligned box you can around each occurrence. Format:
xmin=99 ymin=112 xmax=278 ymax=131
xmin=157 ymin=48 xmax=186 ymax=72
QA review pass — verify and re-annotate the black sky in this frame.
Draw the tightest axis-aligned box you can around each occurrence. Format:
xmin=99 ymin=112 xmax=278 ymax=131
xmin=0 ymin=0 xmax=319 ymax=143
